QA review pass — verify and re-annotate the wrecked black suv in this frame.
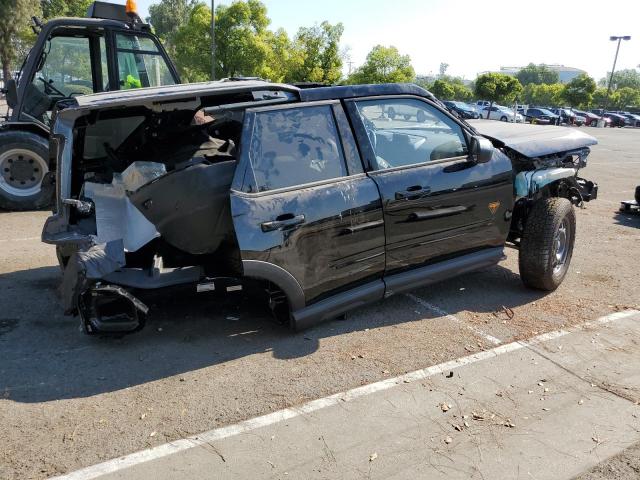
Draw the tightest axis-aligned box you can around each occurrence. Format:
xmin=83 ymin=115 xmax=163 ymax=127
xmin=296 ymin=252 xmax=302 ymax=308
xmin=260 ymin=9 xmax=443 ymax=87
xmin=42 ymin=81 xmax=598 ymax=335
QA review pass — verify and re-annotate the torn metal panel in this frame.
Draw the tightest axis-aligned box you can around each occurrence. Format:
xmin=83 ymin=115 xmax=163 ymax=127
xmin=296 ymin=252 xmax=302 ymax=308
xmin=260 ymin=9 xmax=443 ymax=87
xmin=83 ymin=180 xmax=159 ymax=252
xmin=129 ymin=161 xmax=236 ymax=254
xmin=103 ymin=265 xmax=203 ymax=289
xmin=61 ymin=240 xmax=125 ymax=312
xmin=79 ymin=284 xmax=148 ymax=335
xmin=515 ymin=168 xmax=578 ymax=199
xmin=469 ymin=120 xmax=597 ymax=158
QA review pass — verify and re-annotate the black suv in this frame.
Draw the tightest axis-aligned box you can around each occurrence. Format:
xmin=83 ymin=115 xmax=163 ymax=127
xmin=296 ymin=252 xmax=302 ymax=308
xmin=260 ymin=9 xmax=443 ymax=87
xmin=42 ymin=81 xmax=598 ymax=335
xmin=523 ymin=108 xmax=559 ymax=125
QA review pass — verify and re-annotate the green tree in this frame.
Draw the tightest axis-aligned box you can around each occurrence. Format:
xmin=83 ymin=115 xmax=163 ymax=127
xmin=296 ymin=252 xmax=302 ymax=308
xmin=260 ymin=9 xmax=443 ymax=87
xmin=173 ymin=2 xmax=212 ymax=81
xmin=592 ymin=87 xmax=618 ymax=109
xmin=148 ymin=0 xmax=196 ymax=56
xmin=598 ymin=68 xmax=640 ymax=90
xmin=286 ymin=21 xmax=344 ymax=84
xmin=0 ymin=0 xmax=40 ymax=82
xmin=613 ymin=87 xmax=640 ymax=109
xmin=474 ymin=73 xmax=523 ymax=118
xmin=562 ymin=73 xmax=596 ymax=107
xmin=430 ymin=79 xmax=455 ymax=100
xmin=347 ymin=45 xmax=414 ymax=84
xmin=516 ymin=63 xmax=559 ymax=86
xmin=41 ymin=0 xmax=93 ymax=18
xmin=523 ymin=83 xmax=564 ymax=106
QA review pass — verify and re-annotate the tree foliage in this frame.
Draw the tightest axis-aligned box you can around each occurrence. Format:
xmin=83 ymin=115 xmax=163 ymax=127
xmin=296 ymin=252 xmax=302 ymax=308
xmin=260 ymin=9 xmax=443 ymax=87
xmin=41 ymin=0 xmax=93 ymax=18
xmin=430 ymin=79 xmax=455 ymax=100
xmin=474 ymin=73 xmax=523 ymax=116
xmin=347 ymin=45 xmax=414 ymax=84
xmin=516 ymin=63 xmax=559 ymax=86
xmin=598 ymin=68 xmax=640 ymax=90
xmin=173 ymin=2 xmax=212 ymax=82
xmin=0 ymin=0 xmax=40 ymax=82
xmin=613 ymin=87 xmax=640 ymax=109
xmin=286 ymin=21 xmax=343 ymax=84
xmin=148 ymin=0 xmax=196 ymax=56
xmin=522 ymin=83 xmax=564 ymax=106
xmin=562 ymin=73 xmax=596 ymax=107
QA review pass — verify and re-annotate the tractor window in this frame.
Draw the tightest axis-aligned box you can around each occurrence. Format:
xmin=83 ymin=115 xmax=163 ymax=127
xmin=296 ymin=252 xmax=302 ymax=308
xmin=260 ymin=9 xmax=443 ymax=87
xmin=24 ymin=35 xmax=97 ymax=123
xmin=115 ymin=34 xmax=175 ymax=89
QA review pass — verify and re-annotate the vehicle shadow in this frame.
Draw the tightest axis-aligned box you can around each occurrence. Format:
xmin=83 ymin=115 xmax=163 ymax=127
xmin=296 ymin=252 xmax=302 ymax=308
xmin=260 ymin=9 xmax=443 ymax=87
xmin=1 ymin=262 xmax=546 ymax=403
xmin=613 ymin=210 xmax=640 ymax=228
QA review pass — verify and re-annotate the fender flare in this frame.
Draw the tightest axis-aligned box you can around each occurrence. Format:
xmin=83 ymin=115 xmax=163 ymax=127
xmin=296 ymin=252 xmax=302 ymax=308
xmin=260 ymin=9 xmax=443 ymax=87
xmin=241 ymin=260 xmax=305 ymax=311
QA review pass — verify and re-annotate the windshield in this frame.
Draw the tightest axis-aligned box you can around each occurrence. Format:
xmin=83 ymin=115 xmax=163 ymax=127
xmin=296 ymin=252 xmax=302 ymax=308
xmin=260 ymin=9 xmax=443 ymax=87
xmin=116 ymin=34 xmax=176 ymax=89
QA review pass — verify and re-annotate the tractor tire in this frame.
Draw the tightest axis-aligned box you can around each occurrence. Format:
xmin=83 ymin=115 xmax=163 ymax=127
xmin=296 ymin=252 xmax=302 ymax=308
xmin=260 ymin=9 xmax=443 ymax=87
xmin=519 ymin=198 xmax=576 ymax=291
xmin=0 ymin=130 xmax=52 ymax=211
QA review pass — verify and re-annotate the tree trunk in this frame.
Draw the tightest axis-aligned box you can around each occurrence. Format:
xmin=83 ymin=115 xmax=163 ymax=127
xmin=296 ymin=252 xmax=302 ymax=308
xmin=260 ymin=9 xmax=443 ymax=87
xmin=487 ymin=101 xmax=493 ymax=119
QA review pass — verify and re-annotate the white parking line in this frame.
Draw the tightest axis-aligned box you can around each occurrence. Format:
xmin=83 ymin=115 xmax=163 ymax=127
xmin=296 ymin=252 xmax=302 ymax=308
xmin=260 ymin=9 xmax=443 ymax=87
xmin=405 ymin=292 xmax=502 ymax=345
xmin=49 ymin=308 xmax=639 ymax=480
xmin=0 ymin=236 xmax=41 ymax=243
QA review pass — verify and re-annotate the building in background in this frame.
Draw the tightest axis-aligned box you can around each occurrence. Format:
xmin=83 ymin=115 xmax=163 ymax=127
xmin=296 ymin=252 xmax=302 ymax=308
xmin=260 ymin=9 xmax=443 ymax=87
xmin=481 ymin=65 xmax=586 ymax=83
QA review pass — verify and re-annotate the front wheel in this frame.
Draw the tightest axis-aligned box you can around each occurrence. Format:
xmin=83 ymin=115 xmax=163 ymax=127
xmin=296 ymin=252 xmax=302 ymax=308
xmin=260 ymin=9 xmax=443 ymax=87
xmin=519 ymin=198 xmax=576 ymax=291
xmin=500 ymin=116 xmax=507 ymax=122
xmin=0 ymin=130 xmax=52 ymax=211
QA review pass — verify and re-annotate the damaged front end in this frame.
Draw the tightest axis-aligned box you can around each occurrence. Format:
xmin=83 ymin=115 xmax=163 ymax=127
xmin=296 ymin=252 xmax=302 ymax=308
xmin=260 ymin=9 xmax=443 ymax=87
xmin=42 ymin=89 xmax=271 ymax=335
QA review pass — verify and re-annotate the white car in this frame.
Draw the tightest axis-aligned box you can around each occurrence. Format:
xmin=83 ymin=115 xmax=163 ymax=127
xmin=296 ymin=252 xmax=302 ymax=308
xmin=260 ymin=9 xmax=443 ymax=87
xmin=480 ymin=105 xmax=524 ymax=122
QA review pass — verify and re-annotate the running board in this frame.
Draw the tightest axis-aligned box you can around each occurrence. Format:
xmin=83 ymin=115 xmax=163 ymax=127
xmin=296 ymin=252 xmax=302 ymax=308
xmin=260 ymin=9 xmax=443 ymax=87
xmin=290 ymin=247 xmax=504 ymax=331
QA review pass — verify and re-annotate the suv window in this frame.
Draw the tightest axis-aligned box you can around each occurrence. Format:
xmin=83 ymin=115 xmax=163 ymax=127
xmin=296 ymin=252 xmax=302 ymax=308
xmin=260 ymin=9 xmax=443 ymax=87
xmin=115 ymin=34 xmax=175 ymax=89
xmin=354 ymin=98 xmax=468 ymax=169
xmin=249 ymin=105 xmax=347 ymax=192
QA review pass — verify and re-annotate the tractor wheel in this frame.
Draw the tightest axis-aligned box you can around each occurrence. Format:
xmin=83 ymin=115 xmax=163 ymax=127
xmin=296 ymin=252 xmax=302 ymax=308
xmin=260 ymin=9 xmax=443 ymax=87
xmin=519 ymin=198 xmax=576 ymax=291
xmin=0 ymin=130 xmax=52 ymax=211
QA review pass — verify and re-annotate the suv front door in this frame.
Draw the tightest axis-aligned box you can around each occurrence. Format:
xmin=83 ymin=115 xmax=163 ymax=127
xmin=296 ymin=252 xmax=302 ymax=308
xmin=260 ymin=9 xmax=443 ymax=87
xmin=346 ymin=96 xmax=513 ymax=274
xmin=230 ymin=101 xmax=385 ymax=312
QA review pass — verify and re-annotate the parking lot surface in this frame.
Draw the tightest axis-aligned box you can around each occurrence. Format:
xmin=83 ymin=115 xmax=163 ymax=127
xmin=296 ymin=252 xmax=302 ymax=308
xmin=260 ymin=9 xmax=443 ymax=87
xmin=1 ymin=126 xmax=639 ymax=479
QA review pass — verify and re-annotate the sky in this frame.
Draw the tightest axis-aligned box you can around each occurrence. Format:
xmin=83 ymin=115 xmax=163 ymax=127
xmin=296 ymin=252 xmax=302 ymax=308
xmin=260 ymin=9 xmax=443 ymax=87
xmin=133 ymin=0 xmax=640 ymax=81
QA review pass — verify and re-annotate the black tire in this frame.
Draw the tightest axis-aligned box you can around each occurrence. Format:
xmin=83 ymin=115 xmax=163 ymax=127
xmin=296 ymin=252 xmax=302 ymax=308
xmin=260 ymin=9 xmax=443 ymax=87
xmin=387 ymin=107 xmax=396 ymax=120
xmin=519 ymin=198 xmax=576 ymax=291
xmin=0 ymin=130 xmax=52 ymax=211
xmin=590 ymin=120 xmax=597 ymax=127
xmin=635 ymin=185 xmax=640 ymax=204
xmin=500 ymin=116 xmax=507 ymax=122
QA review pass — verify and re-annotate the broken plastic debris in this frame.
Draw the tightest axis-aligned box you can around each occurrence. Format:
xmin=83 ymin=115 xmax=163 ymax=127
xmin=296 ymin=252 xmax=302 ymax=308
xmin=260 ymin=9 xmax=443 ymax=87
xmin=369 ymin=453 xmax=378 ymax=462
xmin=440 ymin=403 xmax=451 ymax=412
xmin=149 ymin=431 xmax=157 ymax=437
xmin=444 ymin=436 xmax=453 ymax=444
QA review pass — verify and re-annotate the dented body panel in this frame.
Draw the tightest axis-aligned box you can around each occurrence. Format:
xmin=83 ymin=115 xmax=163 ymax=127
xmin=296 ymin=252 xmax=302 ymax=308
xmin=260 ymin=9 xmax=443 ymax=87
xmin=41 ymin=81 xmax=599 ymax=335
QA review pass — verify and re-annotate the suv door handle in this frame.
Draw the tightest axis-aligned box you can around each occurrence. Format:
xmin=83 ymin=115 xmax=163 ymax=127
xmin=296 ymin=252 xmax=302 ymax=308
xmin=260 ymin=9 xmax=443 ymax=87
xmin=261 ymin=214 xmax=306 ymax=232
xmin=395 ymin=185 xmax=431 ymax=200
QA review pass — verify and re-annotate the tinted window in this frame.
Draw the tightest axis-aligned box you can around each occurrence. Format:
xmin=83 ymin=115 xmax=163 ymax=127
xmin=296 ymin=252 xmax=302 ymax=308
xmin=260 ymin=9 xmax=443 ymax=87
xmin=249 ymin=105 xmax=347 ymax=192
xmin=354 ymin=98 xmax=468 ymax=169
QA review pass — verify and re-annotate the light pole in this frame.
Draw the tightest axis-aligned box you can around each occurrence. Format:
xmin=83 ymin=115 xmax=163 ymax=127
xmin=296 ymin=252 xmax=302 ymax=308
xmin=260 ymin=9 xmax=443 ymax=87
xmin=604 ymin=35 xmax=630 ymax=110
xmin=211 ymin=0 xmax=215 ymax=80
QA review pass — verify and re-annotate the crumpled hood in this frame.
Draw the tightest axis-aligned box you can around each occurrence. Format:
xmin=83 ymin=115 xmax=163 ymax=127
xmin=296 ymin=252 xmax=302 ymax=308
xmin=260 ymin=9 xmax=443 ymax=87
xmin=468 ymin=120 xmax=597 ymax=157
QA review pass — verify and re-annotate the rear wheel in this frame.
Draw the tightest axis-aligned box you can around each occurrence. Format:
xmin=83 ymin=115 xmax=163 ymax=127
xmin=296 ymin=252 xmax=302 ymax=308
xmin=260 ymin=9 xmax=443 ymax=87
xmin=519 ymin=198 xmax=576 ymax=291
xmin=0 ymin=130 xmax=52 ymax=211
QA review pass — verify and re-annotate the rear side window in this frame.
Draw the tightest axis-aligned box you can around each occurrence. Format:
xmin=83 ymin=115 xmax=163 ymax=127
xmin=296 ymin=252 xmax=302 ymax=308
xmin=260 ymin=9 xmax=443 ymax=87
xmin=249 ymin=105 xmax=347 ymax=192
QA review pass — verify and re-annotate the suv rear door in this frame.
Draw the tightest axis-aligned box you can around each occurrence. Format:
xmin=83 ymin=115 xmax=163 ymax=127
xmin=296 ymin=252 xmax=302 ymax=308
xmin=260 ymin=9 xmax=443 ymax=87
xmin=230 ymin=100 xmax=385 ymax=310
xmin=345 ymin=96 xmax=513 ymax=275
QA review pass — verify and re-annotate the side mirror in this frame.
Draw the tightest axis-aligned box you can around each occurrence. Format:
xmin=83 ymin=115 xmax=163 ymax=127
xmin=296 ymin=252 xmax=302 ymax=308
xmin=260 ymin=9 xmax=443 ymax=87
xmin=4 ymin=79 xmax=18 ymax=109
xmin=471 ymin=136 xmax=494 ymax=163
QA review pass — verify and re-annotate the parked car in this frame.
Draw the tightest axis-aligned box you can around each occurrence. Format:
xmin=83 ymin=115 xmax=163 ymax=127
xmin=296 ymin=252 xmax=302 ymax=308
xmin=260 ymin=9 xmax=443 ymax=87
xmin=481 ymin=105 xmax=524 ymax=122
xmin=573 ymin=114 xmax=587 ymax=126
xmin=620 ymin=113 xmax=640 ymax=127
xmin=42 ymin=82 xmax=597 ymax=336
xmin=602 ymin=112 xmax=629 ymax=127
xmin=443 ymin=101 xmax=482 ymax=119
xmin=573 ymin=109 xmax=608 ymax=127
xmin=523 ymin=108 xmax=559 ymax=125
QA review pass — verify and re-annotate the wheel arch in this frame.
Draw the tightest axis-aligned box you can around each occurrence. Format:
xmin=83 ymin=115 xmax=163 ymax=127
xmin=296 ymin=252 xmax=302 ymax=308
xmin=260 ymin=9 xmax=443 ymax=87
xmin=241 ymin=260 xmax=306 ymax=312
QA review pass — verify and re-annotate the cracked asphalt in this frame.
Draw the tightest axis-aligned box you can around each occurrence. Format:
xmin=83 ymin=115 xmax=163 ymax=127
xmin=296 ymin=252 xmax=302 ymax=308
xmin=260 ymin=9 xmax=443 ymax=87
xmin=1 ymin=126 xmax=639 ymax=479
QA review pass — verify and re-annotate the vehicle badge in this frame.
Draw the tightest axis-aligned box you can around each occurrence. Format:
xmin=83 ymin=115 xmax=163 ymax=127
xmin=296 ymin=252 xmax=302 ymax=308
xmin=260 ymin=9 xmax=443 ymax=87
xmin=488 ymin=201 xmax=500 ymax=215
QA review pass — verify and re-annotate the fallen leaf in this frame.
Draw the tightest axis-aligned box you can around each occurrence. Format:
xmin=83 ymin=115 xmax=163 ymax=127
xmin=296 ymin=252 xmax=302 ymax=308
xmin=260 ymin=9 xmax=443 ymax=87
xmin=444 ymin=436 xmax=453 ymax=444
xmin=369 ymin=453 xmax=378 ymax=462
xmin=149 ymin=431 xmax=157 ymax=437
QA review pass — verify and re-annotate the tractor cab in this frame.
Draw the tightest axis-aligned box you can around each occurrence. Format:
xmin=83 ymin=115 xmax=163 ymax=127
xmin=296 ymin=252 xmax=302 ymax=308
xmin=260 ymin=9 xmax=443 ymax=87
xmin=0 ymin=1 xmax=180 ymax=210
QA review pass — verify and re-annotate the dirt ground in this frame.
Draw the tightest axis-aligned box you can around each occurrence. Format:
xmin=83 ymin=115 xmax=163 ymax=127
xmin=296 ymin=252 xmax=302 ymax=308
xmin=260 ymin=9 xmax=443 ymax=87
xmin=1 ymin=126 xmax=639 ymax=479
xmin=575 ymin=442 xmax=640 ymax=480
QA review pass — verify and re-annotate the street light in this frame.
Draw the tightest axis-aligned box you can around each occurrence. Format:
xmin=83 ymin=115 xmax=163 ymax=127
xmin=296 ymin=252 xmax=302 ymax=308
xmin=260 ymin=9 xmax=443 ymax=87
xmin=604 ymin=35 xmax=631 ymax=110
xmin=211 ymin=0 xmax=215 ymax=81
